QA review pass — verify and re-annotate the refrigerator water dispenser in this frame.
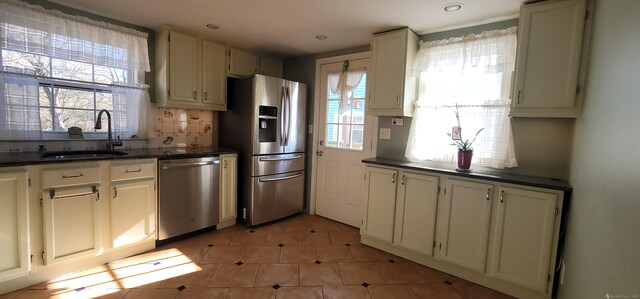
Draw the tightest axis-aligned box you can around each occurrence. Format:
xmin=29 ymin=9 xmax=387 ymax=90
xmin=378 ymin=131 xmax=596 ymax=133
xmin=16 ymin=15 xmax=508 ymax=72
xmin=258 ymin=105 xmax=278 ymax=143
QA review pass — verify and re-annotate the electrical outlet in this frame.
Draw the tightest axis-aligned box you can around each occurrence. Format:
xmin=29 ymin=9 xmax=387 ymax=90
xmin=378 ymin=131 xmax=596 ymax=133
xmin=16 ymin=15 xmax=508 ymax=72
xmin=560 ymin=260 xmax=566 ymax=285
xmin=391 ymin=117 xmax=404 ymax=126
xmin=379 ymin=128 xmax=391 ymax=140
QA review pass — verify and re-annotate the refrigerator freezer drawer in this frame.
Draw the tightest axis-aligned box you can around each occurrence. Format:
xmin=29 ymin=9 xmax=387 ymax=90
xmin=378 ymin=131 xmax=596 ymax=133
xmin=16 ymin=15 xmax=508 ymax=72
xmin=251 ymin=153 xmax=305 ymax=177
xmin=250 ymin=171 xmax=304 ymax=226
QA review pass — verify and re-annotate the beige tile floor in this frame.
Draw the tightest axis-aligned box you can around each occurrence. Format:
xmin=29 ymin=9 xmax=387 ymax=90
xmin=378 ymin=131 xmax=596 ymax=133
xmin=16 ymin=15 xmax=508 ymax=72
xmin=1 ymin=214 xmax=514 ymax=299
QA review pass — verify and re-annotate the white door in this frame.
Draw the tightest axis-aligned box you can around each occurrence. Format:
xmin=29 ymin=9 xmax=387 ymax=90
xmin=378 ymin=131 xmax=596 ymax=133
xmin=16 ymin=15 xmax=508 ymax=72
xmin=314 ymin=55 xmax=374 ymax=227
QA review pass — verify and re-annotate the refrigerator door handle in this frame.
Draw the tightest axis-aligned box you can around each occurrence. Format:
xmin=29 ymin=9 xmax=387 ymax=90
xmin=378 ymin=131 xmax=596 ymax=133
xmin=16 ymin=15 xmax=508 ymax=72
xmin=280 ymin=85 xmax=286 ymax=146
xmin=285 ymin=86 xmax=292 ymax=146
xmin=258 ymin=172 xmax=304 ymax=183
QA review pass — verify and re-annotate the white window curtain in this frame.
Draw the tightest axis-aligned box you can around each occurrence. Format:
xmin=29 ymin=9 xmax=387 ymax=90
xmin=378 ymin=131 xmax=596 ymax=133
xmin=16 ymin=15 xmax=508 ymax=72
xmin=0 ymin=0 xmax=150 ymax=71
xmin=112 ymin=85 xmax=149 ymax=139
xmin=406 ymin=27 xmax=518 ymax=169
xmin=328 ymin=65 xmax=365 ymax=115
xmin=0 ymin=0 xmax=150 ymax=139
xmin=0 ymin=72 xmax=41 ymax=139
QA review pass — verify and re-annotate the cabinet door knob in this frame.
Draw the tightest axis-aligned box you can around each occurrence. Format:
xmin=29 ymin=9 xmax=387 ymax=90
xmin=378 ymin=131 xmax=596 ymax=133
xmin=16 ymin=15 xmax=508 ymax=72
xmin=486 ymin=188 xmax=491 ymax=200
xmin=500 ymin=190 xmax=504 ymax=203
xmin=392 ymin=173 xmax=396 ymax=184
xmin=401 ymin=175 xmax=406 ymax=185
xmin=516 ymin=90 xmax=521 ymax=104
xmin=193 ymin=91 xmax=197 ymax=99
xmin=204 ymin=91 xmax=208 ymax=101
xmin=396 ymin=95 xmax=400 ymax=105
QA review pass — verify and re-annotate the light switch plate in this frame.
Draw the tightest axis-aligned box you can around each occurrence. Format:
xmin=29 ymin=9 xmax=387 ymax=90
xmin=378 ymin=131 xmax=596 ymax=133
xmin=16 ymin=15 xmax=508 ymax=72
xmin=379 ymin=128 xmax=391 ymax=140
xmin=392 ymin=118 xmax=404 ymax=126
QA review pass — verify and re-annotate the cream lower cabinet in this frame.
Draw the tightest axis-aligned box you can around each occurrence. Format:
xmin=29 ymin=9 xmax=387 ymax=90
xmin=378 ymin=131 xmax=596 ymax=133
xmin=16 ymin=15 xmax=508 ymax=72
xmin=361 ymin=166 xmax=398 ymax=243
xmin=42 ymin=186 xmax=101 ymax=266
xmin=488 ymin=186 xmax=560 ymax=293
xmin=393 ymin=171 xmax=439 ymax=256
xmin=361 ymin=163 xmax=565 ymax=299
xmin=109 ymin=159 xmax=157 ymax=249
xmin=110 ymin=179 xmax=156 ymax=249
xmin=0 ymin=171 xmax=30 ymax=282
xmin=218 ymin=154 xmax=237 ymax=228
xmin=436 ymin=179 xmax=493 ymax=272
xmin=362 ymin=166 xmax=439 ymax=255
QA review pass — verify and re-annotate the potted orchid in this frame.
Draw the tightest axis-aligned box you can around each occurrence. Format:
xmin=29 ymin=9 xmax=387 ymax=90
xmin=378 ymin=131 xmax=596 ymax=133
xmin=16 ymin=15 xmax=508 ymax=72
xmin=448 ymin=104 xmax=483 ymax=172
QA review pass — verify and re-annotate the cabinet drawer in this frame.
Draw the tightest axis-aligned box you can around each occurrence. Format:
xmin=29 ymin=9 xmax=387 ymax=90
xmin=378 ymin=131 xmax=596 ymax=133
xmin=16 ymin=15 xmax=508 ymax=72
xmin=42 ymin=165 xmax=100 ymax=189
xmin=111 ymin=160 xmax=155 ymax=181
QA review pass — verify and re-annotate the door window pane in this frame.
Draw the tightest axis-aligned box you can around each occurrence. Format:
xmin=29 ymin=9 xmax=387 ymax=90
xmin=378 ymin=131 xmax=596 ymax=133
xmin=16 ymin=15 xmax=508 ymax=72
xmin=324 ymin=73 xmax=367 ymax=151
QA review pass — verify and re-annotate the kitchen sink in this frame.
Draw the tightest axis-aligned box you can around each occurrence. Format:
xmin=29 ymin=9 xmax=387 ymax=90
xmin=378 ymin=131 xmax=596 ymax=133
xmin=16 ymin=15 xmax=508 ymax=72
xmin=40 ymin=150 xmax=128 ymax=160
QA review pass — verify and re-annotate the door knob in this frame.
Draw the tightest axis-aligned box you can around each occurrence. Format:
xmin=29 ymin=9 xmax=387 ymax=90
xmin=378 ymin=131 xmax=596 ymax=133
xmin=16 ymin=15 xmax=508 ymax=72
xmin=319 ymin=140 xmax=324 ymax=146
xmin=316 ymin=150 xmax=324 ymax=156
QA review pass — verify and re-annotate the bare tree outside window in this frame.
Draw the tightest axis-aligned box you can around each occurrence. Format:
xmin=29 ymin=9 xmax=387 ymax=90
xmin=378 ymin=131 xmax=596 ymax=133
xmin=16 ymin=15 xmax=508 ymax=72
xmin=1 ymin=48 xmax=131 ymax=133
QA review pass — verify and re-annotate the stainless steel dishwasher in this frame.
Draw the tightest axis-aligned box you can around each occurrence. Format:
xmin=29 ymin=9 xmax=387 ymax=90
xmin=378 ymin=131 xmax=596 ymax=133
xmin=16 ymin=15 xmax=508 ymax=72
xmin=158 ymin=156 xmax=220 ymax=242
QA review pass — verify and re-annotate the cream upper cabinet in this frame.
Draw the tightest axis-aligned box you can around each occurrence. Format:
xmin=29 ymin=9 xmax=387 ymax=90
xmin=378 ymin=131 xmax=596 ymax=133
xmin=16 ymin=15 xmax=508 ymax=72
xmin=367 ymin=28 xmax=418 ymax=117
xmin=155 ymin=26 xmax=227 ymax=110
xmin=42 ymin=186 xmax=101 ymax=266
xmin=110 ymin=179 xmax=156 ymax=249
xmin=362 ymin=166 xmax=398 ymax=243
xmin=259 ymin=56 xmax=283 ymax=78
xmin=0 ymin=171 xmax=30 ymax=282
xmin=393 ymin=171 xmax=439 ymax=256
xmin=202 ymin=39 xmax=228 ymax=110
xmin=488 ymin=186 xmax=560 ymax=293
xmin=228 ymin=47 xmax=258 ymax=78
xmin=168 ymin=30 xmax=199 ymax=104
xmin=219 ymin=154 xmax=237 ymax=228
xmin=511 ymin=0 xmax=588 ymax=117
xmin=437 ymin=178 xmax=493 ymax=272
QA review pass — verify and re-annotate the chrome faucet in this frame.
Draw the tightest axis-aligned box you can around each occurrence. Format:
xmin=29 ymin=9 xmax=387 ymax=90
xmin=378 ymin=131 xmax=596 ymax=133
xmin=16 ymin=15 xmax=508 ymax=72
xmin=95 ymin=109 xmax=123 ymax=151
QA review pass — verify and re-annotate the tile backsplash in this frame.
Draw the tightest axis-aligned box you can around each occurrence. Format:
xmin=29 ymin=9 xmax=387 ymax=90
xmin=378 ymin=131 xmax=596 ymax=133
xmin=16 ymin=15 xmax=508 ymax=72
xmin=0 ymin=107 xmax=215 ymax=152
xmin=148 ymin=107 xmax=214 ymax=149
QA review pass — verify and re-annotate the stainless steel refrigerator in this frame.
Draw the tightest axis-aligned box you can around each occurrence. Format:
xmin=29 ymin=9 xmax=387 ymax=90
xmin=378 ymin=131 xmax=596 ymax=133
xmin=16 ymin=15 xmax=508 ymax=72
xmin=219 ymin=74 xmax=306 ymax=226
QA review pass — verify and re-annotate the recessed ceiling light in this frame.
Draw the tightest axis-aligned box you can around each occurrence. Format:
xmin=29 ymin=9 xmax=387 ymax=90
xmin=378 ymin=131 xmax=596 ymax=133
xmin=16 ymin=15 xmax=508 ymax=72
xmin=315 ymin=35 xmax=328 ymax=40
xmin=442 ymin=2 xmax=464 ymax=12
xmin=206 ymin=24 xmax=220 ymax=30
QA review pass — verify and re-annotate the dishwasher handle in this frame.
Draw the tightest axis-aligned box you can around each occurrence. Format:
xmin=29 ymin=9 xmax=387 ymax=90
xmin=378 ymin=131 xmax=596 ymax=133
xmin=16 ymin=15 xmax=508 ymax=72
xmin=161 ymin=160 xmax=220 ymax=170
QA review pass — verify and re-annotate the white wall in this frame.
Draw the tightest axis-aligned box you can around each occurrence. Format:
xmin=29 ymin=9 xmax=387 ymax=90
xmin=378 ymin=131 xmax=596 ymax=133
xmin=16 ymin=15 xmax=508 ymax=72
xmin=558 ymin=0 xmax=640 ymax=298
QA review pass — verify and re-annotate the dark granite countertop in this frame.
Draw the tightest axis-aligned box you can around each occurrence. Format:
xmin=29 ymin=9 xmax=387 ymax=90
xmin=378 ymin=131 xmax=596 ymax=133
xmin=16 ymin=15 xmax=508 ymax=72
xmin=0 ymin=147 xmax=238 ymax=167
xmin=362 ymin=157 xmax=572 ymax=192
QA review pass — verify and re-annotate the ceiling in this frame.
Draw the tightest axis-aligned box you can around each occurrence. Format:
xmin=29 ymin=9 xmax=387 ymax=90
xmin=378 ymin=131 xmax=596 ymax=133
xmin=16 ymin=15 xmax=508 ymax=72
xmin=49 ymin=0 xmax=522 ymax=58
